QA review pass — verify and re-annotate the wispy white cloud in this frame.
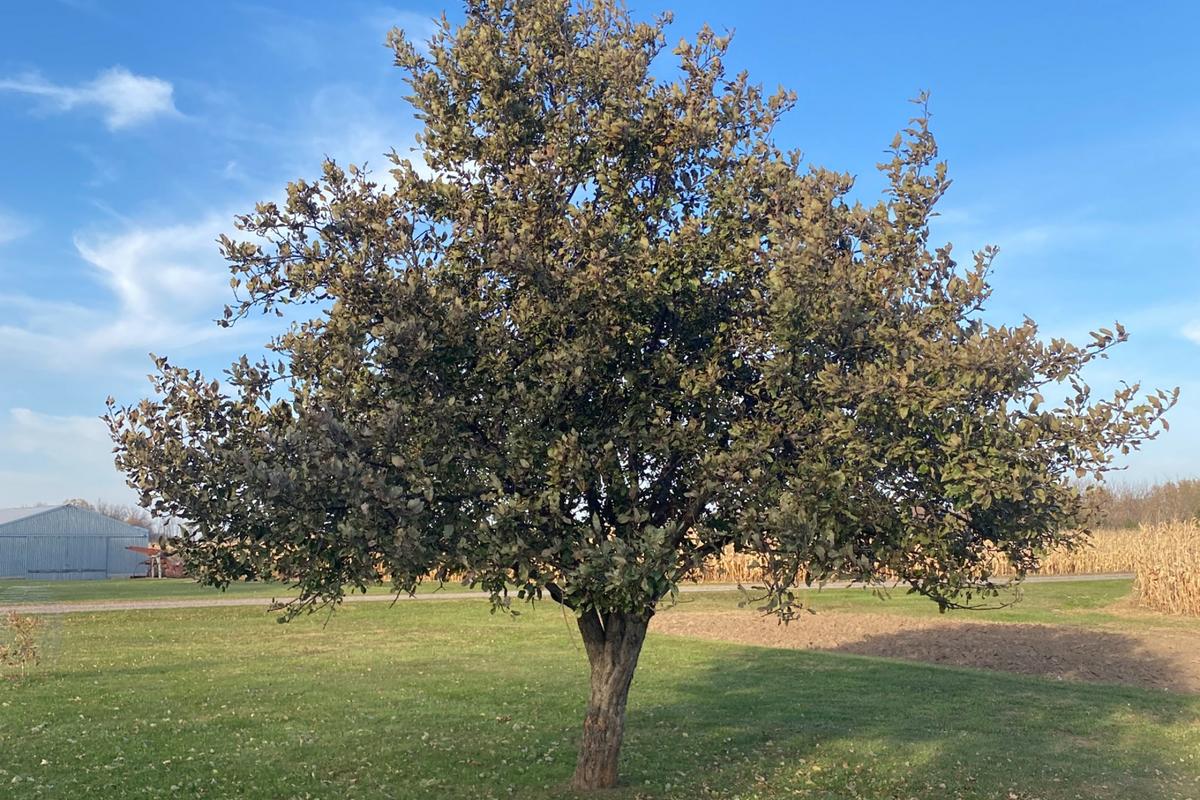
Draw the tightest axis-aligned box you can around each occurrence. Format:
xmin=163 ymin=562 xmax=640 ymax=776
xmin=0 ymin=213 xmax=244 ymax=373
xmin=72 ymin=143 xmax=121 ymax=187
xmin=989 ymin=221 xmax=1108 ymax=255
xmin=220 ymin=159 xmax=245 ymax=182
xmin=0 ymin=66 xmax=178 ymax=130
xmin=290 ymin=84 xmax=431 ymax=185
xmin=4 ymin=407 xmax=110 ymax=455
xmin=305 ymin=85 xmax=406 ymax=170
xmin=250 ymin=5 xmax=440 ymax=69
xmin=1183 ymin=321 xmax=1200 ymax=346
xmin=0 ymin=210 xmax=30 ymax=245
xmin=75 ymin=218 xmax=227 ymax=331
xmin=0 ymin=408 xmax=134 ymax=506
xmin=931 ymin=206 xmax=1110 ymax=258
xmin=0 ymin=210 xmax=278 ymax=507
xmin=0 ymin=66 xmax=420 ymax=374
xmin=366 ymin=7 xmax=441 ymax=54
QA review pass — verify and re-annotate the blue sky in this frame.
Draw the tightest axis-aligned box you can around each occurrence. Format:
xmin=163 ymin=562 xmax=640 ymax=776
xmin=0 ymin=1 xmax=1196 ymax=506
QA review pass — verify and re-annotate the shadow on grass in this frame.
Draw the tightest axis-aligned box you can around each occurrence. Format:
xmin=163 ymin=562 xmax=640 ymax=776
xmin=829 ymin=621 xmax=1196 ymax=693
xmin=656 ymin=609 xmax=1200 ymax=693
xmin=621 ymin=633 xmax=1200 ymax=798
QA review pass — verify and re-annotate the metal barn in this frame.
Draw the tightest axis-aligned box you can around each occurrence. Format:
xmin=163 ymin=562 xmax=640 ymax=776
xmin=0 ymin=505 xmax=149 ymax=580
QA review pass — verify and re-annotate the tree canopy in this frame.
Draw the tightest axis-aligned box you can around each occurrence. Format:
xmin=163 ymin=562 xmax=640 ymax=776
xmin=106 ymin=0 xmax=1175 ymax=789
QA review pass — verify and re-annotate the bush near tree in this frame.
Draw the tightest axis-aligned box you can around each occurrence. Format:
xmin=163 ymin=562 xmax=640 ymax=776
xmin=0 ymin=612 xmax=43 ymax=680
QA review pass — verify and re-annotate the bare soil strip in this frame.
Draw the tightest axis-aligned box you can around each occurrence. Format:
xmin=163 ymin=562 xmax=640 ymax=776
xmin=653 ymin=610 xmax=1200 ymax=694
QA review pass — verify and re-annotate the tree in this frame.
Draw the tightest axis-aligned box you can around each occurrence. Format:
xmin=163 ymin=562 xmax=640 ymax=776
xmin=105 ymin=0 xmax=1175 ymax=789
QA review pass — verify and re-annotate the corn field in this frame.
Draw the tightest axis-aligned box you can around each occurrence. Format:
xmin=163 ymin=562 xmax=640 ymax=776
xmin=694 ymin=523 xmax=1200 ymax=616
xmin=1010 ymin=528 xmax=1145 ymax=576
xmin=1131 ymin=522 xmax=1200 ymax=616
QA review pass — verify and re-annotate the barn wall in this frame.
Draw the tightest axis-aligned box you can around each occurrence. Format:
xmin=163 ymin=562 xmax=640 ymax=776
xmin=19 ymin=536 xmax=105 ymax=580
xmin=0 ymin=537 xmax=28 ymax=578
xmin=106 ymin=536 xmax=149 ymax=578
xmin=0 ymin=506 xmax=150 ymax=580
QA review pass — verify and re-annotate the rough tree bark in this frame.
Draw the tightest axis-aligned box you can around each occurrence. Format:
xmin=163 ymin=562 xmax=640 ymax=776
xmin=570 ymin=609 xmax=652 ymax=790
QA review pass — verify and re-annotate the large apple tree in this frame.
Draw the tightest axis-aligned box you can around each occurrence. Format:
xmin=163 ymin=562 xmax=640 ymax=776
xmin=106 ymin=0 xmax=1174 ymax=789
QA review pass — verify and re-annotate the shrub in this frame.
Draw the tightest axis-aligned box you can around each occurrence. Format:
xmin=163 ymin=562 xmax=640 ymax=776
xmin=0 ymin=612 xmax=43 ymax=679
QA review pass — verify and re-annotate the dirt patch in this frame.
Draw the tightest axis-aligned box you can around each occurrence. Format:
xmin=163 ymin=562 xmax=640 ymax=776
xmin=653 ymin=611 xmax=1200 ymax=694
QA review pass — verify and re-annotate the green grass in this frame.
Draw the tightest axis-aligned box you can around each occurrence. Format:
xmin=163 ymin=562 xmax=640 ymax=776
xmin=1 ymin=597 xmax=1197 ymax=799
xmin=0 ymin=577 xmax=459 ymax=605
xmin=3 ymin=575 xmax=1190 ymax=632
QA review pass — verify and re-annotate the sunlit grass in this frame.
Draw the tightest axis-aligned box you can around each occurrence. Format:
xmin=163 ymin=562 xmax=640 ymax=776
xmin=0 ymin=577 xmax=457 ymax=605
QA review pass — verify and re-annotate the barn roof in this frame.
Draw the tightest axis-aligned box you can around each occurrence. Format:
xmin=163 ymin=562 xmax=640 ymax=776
xmin=0 ymin=505 xmax=149 ymax=538
xmin=0 ymin=505 xmax=63 ymax=527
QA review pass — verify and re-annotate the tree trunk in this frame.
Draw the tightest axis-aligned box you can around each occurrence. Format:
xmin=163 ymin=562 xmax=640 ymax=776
xmin=570 ymin=609 xmax=651 ymax=791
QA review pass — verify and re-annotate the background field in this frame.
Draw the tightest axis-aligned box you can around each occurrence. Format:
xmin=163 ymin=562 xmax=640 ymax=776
xmin=698 ymin=522 xmax=1200 ymax=616
xmin=0 ymin=573 xmax=1139 ymax=612
xmin=1 ymin=580 xmax=1198 ymax=799
xmin=5 ymin=523 xmax=1196 ymax=618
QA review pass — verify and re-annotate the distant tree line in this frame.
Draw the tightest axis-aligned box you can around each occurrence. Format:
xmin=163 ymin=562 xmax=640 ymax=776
xmin=1089 ymin=479 xmax=1200 ymax=528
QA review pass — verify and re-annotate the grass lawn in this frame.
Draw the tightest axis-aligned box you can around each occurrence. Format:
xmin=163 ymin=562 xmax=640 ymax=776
xmin=1 ymin=588 xmax=1197 ymax=799
xmin=0 ymin=578 xmax=423 ymax=605
xmin=1 ymin=575 xmax=1165 ymax=630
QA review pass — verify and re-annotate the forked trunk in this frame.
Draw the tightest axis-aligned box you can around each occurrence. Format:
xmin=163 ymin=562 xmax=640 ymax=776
xmin=570 ymin=609 xmax=651 ymax=791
